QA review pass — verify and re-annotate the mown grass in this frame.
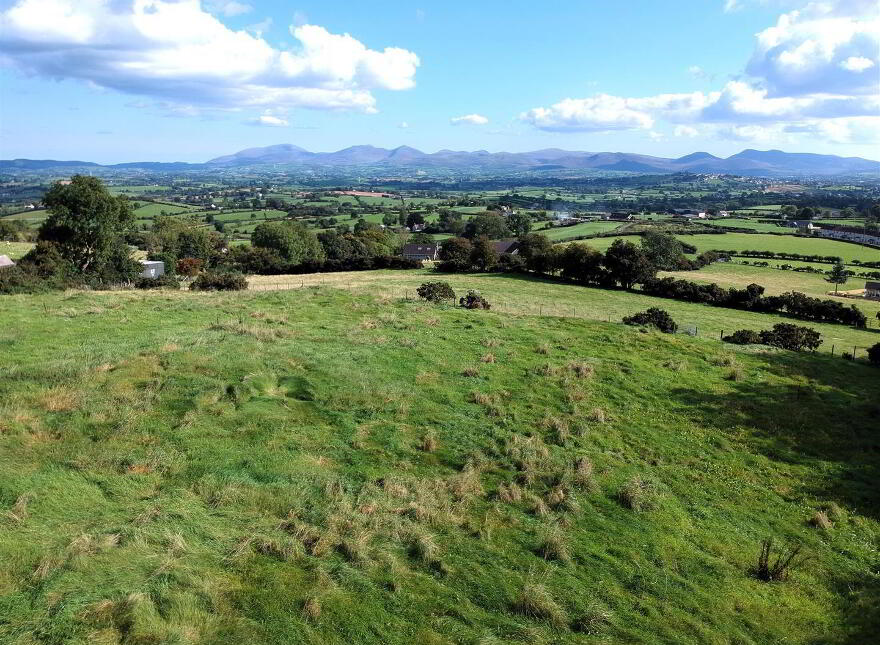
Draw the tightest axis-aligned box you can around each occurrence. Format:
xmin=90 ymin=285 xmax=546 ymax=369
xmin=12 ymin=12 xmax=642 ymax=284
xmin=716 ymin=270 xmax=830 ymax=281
xmin=0 ymin=287 xmax=878 ymax=644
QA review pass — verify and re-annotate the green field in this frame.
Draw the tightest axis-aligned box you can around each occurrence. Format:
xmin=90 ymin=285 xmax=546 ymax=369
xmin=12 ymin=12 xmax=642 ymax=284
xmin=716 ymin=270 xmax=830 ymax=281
xmin=538 ymin=221 xmax=623 ymax=241
xmin=1 ymin=286 xmax=877 ymax=644
xmin=0 ymin=241 xmax=35 ymax=260
xmin=132 ymin=203 xmax=199 ymax=218
xmin=563 ymin=233 xmax=880 ymax=264
xmin=248 ymin=269 xmax=880 ymax=351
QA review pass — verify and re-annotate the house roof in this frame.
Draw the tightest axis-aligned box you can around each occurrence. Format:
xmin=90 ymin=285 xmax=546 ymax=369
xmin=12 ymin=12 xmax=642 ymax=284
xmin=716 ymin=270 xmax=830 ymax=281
xmin=492 ymin=240 xmax=520 ymax=254
xmin=0 ymin=255 xmax=15 ymax=268
xmin=866 ymin=281 xmax=880 ymax=290
xmin=140 ymin=260 xmax=164 ymax=267
xmin=402 ymin=243 xmax=437 ymax=254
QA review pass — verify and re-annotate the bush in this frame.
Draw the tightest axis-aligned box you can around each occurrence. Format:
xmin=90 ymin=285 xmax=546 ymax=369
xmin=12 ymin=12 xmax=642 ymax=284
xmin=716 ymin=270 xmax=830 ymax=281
xmin=459 ymin=290 xmax=491 ymax=310
xmin=759 ymin=323 xmax=822 ymax=352
xmin=622 ymin=308 xmax=678 ymax=333
xmin=867 ymin=343 xmax=880 ymax=366
xmin=176 ymin=257 xmax=203 ymax=278
xmin=190 ymin=271 xmax=248 ymax=291
xmin=724 ymin=329 xmax=763 ymax=345
xmin=134 ymin=274 xmax=181 ymax=290
xmin=416 ymin=281 xmax=455 ymax=302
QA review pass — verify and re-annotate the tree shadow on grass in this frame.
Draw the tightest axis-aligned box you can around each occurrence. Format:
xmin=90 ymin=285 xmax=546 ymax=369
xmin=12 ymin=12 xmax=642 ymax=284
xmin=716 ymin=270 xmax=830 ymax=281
xmin=670 ymin=351 xmax=880 ymax=519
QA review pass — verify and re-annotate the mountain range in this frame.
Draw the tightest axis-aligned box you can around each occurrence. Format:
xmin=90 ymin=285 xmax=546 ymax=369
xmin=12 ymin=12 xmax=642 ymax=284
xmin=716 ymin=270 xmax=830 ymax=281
xmin=2 ymin=146 xmax=878 ymax=176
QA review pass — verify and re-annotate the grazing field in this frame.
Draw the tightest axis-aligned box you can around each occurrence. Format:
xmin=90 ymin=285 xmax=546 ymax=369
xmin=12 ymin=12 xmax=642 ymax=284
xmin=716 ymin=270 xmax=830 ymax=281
xmin=132 ymin=202 xmax=199 ymax=218
xmin=564 ymin=233 xmax=880 ymax=263
xmin=1 ymin=287 xmax=877 ymax=644
xmin=538 ymin=221 xmax=623 ymax=241
xmin=247 ymin=269 xmax=880 ymax=351
xmin=1 ymin=241 xmax=35 ymax=260
xmin=712 ymin=219 xmax=794 ymax=234
xmin=660 ymin=263 xmax=880 ymax=321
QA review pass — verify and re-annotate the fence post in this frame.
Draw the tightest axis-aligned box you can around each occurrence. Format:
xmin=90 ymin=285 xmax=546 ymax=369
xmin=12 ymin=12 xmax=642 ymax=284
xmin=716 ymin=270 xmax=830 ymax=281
xmin=720 ymin=329 xmax=724 ymax=340
xmin=831 ymin=345 xmax=835 ymax=356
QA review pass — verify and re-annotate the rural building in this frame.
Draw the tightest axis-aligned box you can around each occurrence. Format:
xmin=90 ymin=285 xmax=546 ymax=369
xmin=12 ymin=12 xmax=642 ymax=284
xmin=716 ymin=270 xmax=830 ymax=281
xmin=865 ymin=281 xmax=880 ymax=300
xmin=671 ymin=209 xmax=706 ymax=219
xmin=0 ymin=255 xmax=15 ymax=269
xmin=139 ymin=260 xmax=165 ymax=279
xmin=401 ymin=243 xmax=439 ymax=261
xmin=492 ymin=241 xmax=520 ymax=255
xmin=605 ymin=212 xmax=634 ymax=221
xmin=786 ymin=220 xmax=819 ymax=231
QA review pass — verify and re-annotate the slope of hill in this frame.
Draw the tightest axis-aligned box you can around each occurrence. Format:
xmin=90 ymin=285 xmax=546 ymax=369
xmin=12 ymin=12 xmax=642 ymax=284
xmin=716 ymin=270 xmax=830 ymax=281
xmin=0 ymin=286 xmax=877 ymax=645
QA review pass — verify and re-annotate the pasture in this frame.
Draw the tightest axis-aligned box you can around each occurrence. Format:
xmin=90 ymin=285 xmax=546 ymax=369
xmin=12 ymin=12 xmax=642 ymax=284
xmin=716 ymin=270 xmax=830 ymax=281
xmin=247 ymin=269 xmax=880 ymax=353
xmin=0 ymin=241 xmax=35 ymax=260
xmin=0 ymin=287 xmax=877 ymax=644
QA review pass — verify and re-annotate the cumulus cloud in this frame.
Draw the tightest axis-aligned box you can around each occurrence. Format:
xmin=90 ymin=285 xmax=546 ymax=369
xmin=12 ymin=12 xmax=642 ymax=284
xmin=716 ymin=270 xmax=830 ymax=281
xmin=248 ymin=115 xmax=289 ymax=127
xmin=746 ymin=1 xmax=879 ymax=96
xmin=521 ymin=1 xmax=879 ymax=147
xmin=0 ymin=0 xmax=420 ymax=114
xmin=520 ymin=96 xmax=653 ymax=132
xmin=450 ymin=113 xmax=489 ymax=125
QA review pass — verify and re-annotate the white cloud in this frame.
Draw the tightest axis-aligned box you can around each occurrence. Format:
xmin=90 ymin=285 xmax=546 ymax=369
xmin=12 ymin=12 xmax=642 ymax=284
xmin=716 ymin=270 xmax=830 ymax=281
xmin=648 ymin=131 xmax=665 ymax=141
xmin=723 ymin=0 xmax=740 ymax=13
xmin=0 ymin=0 xmax=420 ymax=114
xmin=520 ymin=95 xmax=653 ymax=132
xmin=840 ymin=55 xmax=875 ymax=72
xmin=746 ymin=2 xmax=879 ymax=96
xmin=522 ymin=1 xmax=879 ymax=149
xmin=207 ymin=1 xmax=252 ymax=17
xmin=450 ymin=113 xmax=489 ymax=125
xmin=248 ymin=115 xmax=289 ymax=127
xmin=398 ymin=121 xmax=409 ymax=128
xmin=246 ymin=17 xmax=272 ymax=37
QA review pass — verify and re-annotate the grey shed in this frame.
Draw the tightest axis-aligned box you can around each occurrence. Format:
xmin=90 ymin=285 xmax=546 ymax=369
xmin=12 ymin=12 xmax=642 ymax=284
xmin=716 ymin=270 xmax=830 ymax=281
xmin=139 ymin=260 xmax=165 ymax=278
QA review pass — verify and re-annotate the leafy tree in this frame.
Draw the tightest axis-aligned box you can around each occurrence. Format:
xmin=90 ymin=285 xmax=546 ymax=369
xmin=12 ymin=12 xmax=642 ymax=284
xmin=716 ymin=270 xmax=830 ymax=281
xmin=623 ymin=308 xmax=678 ymax=333
xmin=780 ymin=205 xmax=797 ymax=220
xmin=641 ymin=230 xmax=685 ymax=270
xmin=603 ymin=239 xmax=656 ymax=290
xmin=409 ymin=231 xmax=434 ymax=244
xmin=417 ymin=281 xmax=455 ymax=302
xmin=760 ymin=323 xmax=822 ymax=352
xmin=469 ymin=235 xmax=499 ymax=271
xmin=868 ymin=342 xmax=880 ymax=366
xmin=438 ymin=237 xmax=473 ymax=265
xmin=252 ymin=221 xmax=324 ymax=264
xmin=382 ymin=213 xmax=398 ymax=227
xmin=463 ymin=213 xmax=511 ymax=240
xmin=406 ymin=212 xmax=425 ymax=229
xmin=517 ymin=233 xmax=556 ymax=274
xmin=796 ymin=206 xmax=816 ymax=220
xmin=558 ymin=243 xmax=605 ymax=284
xmin=507 ymin=211 xmax=532 ymax=237
xmin=38 ymin=175 xmax=135 ymax=275
xmin=826 ymin=261 xmax=848 ymax=293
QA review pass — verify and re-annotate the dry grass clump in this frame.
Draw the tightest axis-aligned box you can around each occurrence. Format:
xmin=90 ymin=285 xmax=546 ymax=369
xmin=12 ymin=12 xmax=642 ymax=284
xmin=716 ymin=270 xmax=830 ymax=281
xmin=497 ymin=481 xmax=523 ymax=503
xmin=302 ymin=596 xmax=322 ymax=621
xmin=663 ymin=359 xmax=687 ymax=372
xmin=358 ymin=318 xmax=378 ymax=330
xmin=461 ymin=366 xmax=480 ymax=377
xmin=449 ymin=465 xmax=485 ymax=501
xmin=541 ymin=416 xmax=570 ymax=446
xmin=209 ymin=321 xmax=290 ymax=341
xmin=537 ymin=525 xmax=570 ymax=563
xmin=809 ymin=510 xmax=832 ymax=530
xmin=726 ymin=367 xmax=745 ymax=382
xmin=409 ymin=531 xmax=441 ymax=566
xmin=535 ymin=343 xmax=550 ymax=355
xmin=513 ymin=581 xmax=567 ymax=626
xmin=567 ymin=361 xmax=595 ymax=379
xmin=572 ymin=603 xmax=614 ymax=634
xmin=471 ymin=391 xmax=495 ymax=406
xmin=529 ymin=494 xmax=551 ymax=518
xmin=711 ymin=354 xmax=738 ymax=367
xmin=535 ymin=363 xmax=559 ymax=378
xmin=545 ymin=485 xmax=568 ymax=510
xmin=40 ymin=387 xmax=78 ymax=412
xmin=482 ymin=338 xmax=502 ymax=348
xmin=420 ymin=433 xmax=438 ymax=453
xmin=3 ymin=492 xmax=33 ymax=522
xmin=618 ymin=475 xmax=661 ymax=512
xmin=587 ymin=407 xmax=607 ymax=424
xmin=573 ymin=457 xmax=595 ymax=491
xmin=480 ymin=353 xmax=496 ymax=364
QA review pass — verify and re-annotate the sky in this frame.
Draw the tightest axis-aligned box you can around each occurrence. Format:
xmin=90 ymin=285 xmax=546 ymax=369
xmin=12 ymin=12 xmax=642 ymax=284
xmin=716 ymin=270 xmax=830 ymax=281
xmin=0 ymin=0 xmax=878 ymax=163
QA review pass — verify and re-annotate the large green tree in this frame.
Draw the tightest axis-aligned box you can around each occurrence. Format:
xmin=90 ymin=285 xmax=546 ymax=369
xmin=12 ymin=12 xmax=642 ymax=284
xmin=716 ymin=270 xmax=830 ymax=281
xmin=464 ymin=213 xmax=511 ymax=240
xmin=826 ymin=261 xmax=848 ymax=294
xmin=603 ymin=239 xmax=655 ymax=290
xmin=252 ymin=221 xmax=325 ymax=264
xmin=641 ymin=230 xmax=685 ymax=270
xmin=38 ymin=175 xmax=135 ymax=275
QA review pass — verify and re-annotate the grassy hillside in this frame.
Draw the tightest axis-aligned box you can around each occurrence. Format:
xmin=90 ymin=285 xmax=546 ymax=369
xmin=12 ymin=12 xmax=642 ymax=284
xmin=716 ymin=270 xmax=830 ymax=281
xmin=1 ymin=287 xmax=878 ymax=644
xmin=248 ymin=270 xmax=880 ymax=352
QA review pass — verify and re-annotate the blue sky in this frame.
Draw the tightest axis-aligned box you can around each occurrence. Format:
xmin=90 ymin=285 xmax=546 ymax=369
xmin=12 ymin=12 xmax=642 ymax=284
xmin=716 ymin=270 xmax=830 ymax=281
xmin=0 ymin=0 xmax=877 ymax=163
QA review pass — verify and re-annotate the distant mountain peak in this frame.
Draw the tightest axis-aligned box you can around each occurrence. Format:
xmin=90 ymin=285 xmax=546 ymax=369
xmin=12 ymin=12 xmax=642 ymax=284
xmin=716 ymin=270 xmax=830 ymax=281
xmin=676 ymin=151 xmax=719 ymax=162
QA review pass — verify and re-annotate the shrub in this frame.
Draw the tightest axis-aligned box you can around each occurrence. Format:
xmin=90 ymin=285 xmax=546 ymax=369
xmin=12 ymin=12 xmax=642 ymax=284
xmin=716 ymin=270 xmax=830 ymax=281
xmin=724 ymin=329 xmax=763 ymax=345
xmin=868 ymin=343 xmax=880 ymax=366
xmin=416 ymin=281 xmax=455 ymax=302
xmin=176 ymin=257 xmax=204 ymax=277
xmin=134 ymin=274 xmax=180 ymax=290
xmin=460 ymin=290 xmax=491 ymax=310
xmin=754 ymin=538 xmax=804 ymax=582
xmin=190 ymin=271 xmax=248 ymax=291
xmin=622 ymin=308 xmax=678 ymax=333
xmin=759 ymin=323 xmax=822 ymax=352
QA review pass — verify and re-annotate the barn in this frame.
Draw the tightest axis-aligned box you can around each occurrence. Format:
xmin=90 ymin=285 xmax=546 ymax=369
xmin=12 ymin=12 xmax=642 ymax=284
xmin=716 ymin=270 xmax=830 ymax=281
xmin=139 ymin=260 xmax=165 ymax=279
